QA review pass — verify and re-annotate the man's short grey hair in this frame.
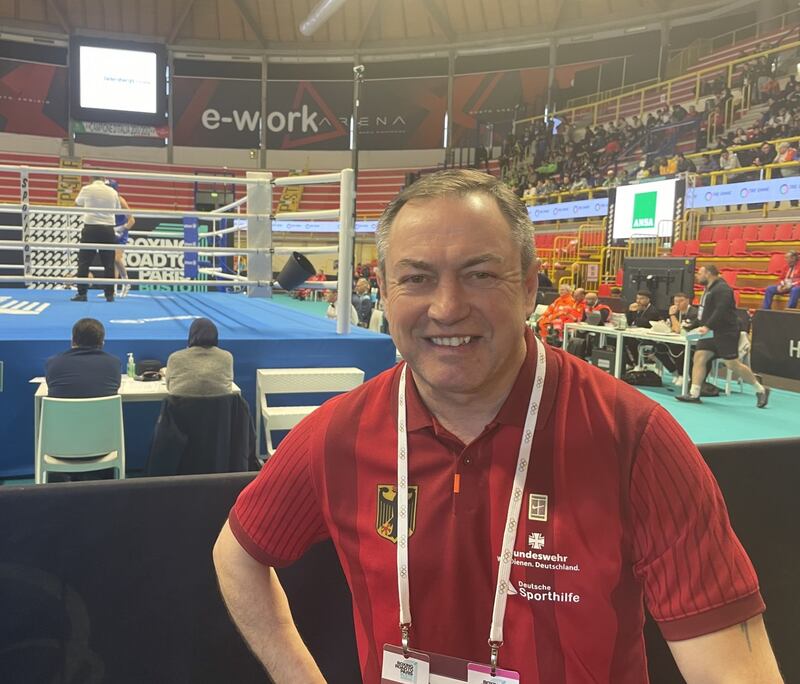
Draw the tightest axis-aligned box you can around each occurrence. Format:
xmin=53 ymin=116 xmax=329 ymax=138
xmin=375 ymin=169 xmax=535 ymax=275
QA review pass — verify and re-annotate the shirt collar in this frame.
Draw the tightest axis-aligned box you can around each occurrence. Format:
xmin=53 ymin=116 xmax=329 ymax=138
xmin=403 ymin=327 xmax=559 ymax=433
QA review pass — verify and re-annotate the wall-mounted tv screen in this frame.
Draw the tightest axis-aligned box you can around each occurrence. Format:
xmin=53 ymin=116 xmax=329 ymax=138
xmin=70 ymin=38 xmax=166 ymax=125
xmin=609 ymin=178 xmax=680 ymax=242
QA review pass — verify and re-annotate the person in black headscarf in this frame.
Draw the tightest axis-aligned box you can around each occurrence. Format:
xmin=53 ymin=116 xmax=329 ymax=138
xmin=164 ymin=318 xmax=234 ymax=396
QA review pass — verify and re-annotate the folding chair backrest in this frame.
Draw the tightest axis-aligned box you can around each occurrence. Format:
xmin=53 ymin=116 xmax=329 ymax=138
xmin=259 ymin=368 xmax=365 ymax=396
xmin=39 ymin=396 xmax=124 ymax=458
xmin=671 ymin=240 xmax=687 ymax=257
xmin=712 ymin=226 xmax=728 ymax=242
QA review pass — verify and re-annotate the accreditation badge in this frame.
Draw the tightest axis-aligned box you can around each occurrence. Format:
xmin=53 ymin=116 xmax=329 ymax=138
xmin=381 ymin=645 xmax=430 ymax=683
xmin=381 ymin=646 xmax=520 ymax=683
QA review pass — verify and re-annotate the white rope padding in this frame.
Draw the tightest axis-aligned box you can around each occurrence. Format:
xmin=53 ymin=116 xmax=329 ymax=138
xmin=0 ymin=274 xmax=269 ymax=288
xmin=0 ymin=239 xmax=264 ymax=256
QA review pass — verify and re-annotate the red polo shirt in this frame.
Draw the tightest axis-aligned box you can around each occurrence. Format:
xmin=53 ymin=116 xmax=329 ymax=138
xmin=230 ymin=330 xmax=764 ymax=683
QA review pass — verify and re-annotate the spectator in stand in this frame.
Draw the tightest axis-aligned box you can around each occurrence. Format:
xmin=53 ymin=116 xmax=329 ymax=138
xmin=719 ymin=148 xmax=741 ymax=180
xmin=602 ymin=169 xmax=621 ymax=188
xmin=671 ymin=104 xmax=688 ymax=123
xmin=659 ymin=156 xmax=678 ymax=177
xmin=636 ymin=160 xmax=650 ymax=180
xmin=752 ymin=142 xmax=777 ymax=168
xmin=762 ymin=250 xmax=800 ymax=310
xmin=775 ymin=142 xmax=800 ymax=207
xmin=675 ymin=152 xmax=697 ymax=174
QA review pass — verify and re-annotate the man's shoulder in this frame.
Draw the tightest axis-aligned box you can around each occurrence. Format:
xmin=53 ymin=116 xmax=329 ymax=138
xmin=548 ymin=345 xmax=658 ymax=419
xmin=305 ymin=363 xmax=401 ymax=427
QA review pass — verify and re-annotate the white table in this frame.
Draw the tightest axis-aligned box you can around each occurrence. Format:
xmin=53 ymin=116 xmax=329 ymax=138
xmin=563 ymin=323 xmax=694 ymax=396
xmin=32 ymin=375 xmax=240 ymax=454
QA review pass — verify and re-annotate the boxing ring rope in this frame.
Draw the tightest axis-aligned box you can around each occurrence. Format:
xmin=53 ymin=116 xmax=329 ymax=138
xmin=0 ymin=165 xmax=356 ymax=334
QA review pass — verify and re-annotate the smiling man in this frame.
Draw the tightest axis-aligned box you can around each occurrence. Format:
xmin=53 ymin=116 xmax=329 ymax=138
xmin=213 ymin=170 xmax=782 ymax=684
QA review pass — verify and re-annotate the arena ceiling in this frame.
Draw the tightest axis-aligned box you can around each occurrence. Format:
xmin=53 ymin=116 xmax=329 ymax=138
xmin=0 ymin=0 xmax=758 ymax=57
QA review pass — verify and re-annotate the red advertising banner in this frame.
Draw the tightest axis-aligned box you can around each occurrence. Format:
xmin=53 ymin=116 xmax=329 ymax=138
xmin=0 ymin=59 xmax=68 ymax=137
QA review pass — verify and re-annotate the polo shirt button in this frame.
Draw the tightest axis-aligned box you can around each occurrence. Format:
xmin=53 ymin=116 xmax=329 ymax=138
xmin=464 ymin=456 xmax=472 ymax=464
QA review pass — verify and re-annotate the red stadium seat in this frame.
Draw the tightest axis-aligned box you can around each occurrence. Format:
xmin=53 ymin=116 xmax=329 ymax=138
xmin=712 ymin=239 xmax=731 ymax=257
xmin=615 ymin=269 xmax=624 ymax=286
xmin=767 ymin=252 xmax=786 ymax=275
xmin=720 ymin=270 xmax=738 ymax=288
xmin=776 ymin=223 xmax=794 ymax=241
xmin=730 ymin=238 xmax=748 ymax=255
xmin=672 ymin=240 xmax=688 ymax=257
xmin=598 ymin=284 xmax=612 ymax=297
xmin=742 ymin=225 xmax=760 ymax=242
xmin=698 ymin=226 xmax=714 ymax=242
xmin=793 ymin=226 xmax=800 ymax=241
xmin=733 ymin=289 xmax=741 ymax=307
xmin=712 ymin=226 xmax=729 ymax=242
xmin=758 ymin=224 xmax=776 ymax=241
xmin=727 ymin=226 xmax=744 ymax=240
xmin=685 ymin=240 xmax=701 ymax=256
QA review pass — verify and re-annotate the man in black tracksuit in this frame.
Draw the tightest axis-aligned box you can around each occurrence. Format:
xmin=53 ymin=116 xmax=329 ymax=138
xmin=677 ymin=265 xmax=770 ymax=407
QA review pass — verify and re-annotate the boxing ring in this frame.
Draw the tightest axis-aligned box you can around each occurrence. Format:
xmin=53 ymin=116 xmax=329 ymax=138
xmin=0 ymin=165 xmax=396 ymax=478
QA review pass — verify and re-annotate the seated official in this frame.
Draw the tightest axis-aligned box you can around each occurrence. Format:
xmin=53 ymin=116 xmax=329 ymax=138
xmin=45 ymin=318 xmax=121 ymax=398
xmin=654 ymin=292 xmax=699 ymax=385
xmin=536 ymin=258 xmax=553 ymax=288
xmin=762 ymin=250 xmax=799 ymax=310
xmin=353 ymin=277 xmax=374 ymax=327
xmin=626 ymin=290 xmax=661 ymax=327
xmin=325 ymin=290 xmax=359 ymax=326
xmin=625 ymin=291 xmax=663 ymax=367
xmin=164 ymin=318 xmax=234 ymax=397
xmin=581 ymin=291 xmax=612 ymax=323
xmin=537 ymin=283 xmax=580 ymax=339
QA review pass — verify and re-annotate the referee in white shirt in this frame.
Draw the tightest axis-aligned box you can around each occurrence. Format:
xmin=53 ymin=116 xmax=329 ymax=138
xmin=72 ymin=179 xmax=121 ymax=302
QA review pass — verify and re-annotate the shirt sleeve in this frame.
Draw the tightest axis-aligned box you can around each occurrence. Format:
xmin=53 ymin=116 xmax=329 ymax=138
xmin=229 ymin=415 xmax=329 ymax=567
xmin=75 ymin=188 xmax=86 ymax=207
xmin=630 ymin=405 xmax=764 ymax=641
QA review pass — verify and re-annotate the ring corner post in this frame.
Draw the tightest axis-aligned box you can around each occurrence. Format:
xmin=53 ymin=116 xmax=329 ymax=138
xmin=246 ymin=171 xmax=272 ymax=298
xmin=337 ymin=168 xmax=356 ymax=334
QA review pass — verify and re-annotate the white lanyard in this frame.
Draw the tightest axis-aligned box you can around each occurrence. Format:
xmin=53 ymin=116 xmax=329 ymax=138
xmin=396 ymin=336 xmax=547 ymax=671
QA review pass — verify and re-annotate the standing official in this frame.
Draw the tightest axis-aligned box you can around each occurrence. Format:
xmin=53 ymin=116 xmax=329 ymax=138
xmin=71 ymin=178 xmax=121 ymax=302
xmin=677 ymin=265 xmax=769 ymax=407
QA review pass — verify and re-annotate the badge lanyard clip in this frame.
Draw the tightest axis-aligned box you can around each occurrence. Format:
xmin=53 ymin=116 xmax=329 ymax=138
xmin=395 ymin=338 xmax=547 ymax=670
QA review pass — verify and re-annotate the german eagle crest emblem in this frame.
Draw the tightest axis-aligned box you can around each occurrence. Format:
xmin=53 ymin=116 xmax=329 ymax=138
xmin=376 ymin=484 xmax=418 ymax=543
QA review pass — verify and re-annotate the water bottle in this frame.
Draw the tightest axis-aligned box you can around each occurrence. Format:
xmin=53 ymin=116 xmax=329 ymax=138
xmin=127 ymin=353 xmax=135 ymax=379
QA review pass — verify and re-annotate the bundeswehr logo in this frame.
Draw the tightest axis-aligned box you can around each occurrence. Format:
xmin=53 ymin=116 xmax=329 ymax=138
xmin=376 ymin=484 xmax=418 ymax=543
xmin=632 ymin=191 xmax=658 ymax=230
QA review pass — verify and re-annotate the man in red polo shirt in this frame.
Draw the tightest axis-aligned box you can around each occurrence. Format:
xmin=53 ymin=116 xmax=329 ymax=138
xmin=213 ymin=170 xmax=782 ymax=683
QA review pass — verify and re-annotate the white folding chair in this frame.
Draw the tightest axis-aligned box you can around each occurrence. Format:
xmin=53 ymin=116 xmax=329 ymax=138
xmin=255 ymin=367 xmax=364 ymax=460
xmin=711 ymin=331 xmax=751 ymax=396
xmin=35 ymin=395 xmax=126 ymax=484
xmin=368 ymin=308 xmax=384 ymax=332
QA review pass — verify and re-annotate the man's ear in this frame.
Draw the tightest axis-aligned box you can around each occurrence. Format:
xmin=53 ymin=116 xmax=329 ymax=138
xmin=376 ymin=268 xmax=388 ymax=318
